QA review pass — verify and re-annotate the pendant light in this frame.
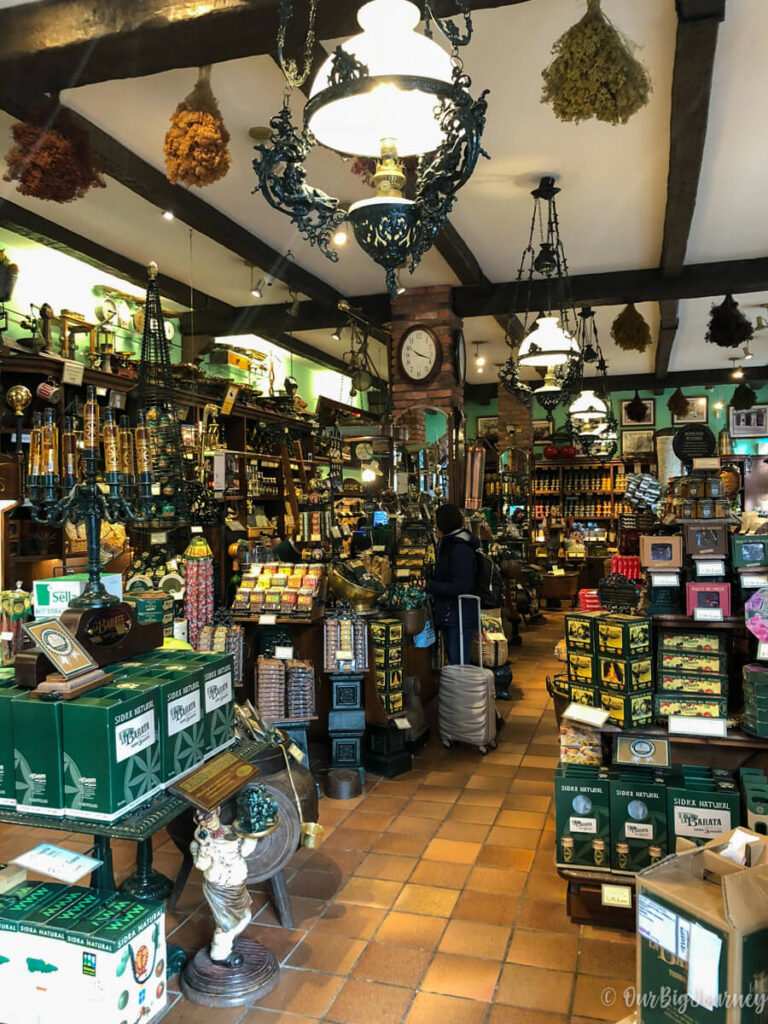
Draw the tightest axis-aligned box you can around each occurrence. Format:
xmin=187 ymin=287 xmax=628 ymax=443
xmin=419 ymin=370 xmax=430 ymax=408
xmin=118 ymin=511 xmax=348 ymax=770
xmin=569 ymin=389 xmax=608 ymax=421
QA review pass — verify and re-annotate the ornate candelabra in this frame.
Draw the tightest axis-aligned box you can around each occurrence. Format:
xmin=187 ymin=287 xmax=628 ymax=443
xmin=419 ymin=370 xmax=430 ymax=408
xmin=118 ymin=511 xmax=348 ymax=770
xmin=27 ymin=386 xmax=154 ymax=609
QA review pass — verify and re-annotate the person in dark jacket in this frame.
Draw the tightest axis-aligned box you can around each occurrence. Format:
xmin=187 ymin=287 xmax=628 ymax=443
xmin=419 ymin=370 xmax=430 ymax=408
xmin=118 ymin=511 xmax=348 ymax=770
xmin=426 ymin=503 xmax=480 ymax=664
xmin=271 ymin=533 xmax=301 ymax=564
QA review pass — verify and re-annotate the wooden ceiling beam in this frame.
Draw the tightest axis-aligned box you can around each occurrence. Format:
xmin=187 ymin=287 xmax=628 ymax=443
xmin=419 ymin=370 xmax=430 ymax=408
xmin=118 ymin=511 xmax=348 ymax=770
xmin=0 ymin=0 xmax=532 ymax=95
xmin=654 ymin=0 xmax=725 ymax=381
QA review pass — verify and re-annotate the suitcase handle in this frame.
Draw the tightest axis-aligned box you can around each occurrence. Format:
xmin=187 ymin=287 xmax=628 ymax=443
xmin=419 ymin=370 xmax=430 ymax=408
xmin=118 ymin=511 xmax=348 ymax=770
xmin=458 ymin=594 xmax=482 ymax=668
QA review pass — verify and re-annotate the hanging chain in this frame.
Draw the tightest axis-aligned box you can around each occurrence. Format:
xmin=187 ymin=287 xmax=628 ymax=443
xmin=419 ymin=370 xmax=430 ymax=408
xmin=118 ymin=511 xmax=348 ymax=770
xmin=277 ymin=0 xmax=321 ymax=90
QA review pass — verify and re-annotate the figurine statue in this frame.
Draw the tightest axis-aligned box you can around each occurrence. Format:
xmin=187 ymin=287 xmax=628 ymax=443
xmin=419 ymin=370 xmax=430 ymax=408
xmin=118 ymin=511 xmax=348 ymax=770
xmin=190 ymin=808 xmax=257 ymax=967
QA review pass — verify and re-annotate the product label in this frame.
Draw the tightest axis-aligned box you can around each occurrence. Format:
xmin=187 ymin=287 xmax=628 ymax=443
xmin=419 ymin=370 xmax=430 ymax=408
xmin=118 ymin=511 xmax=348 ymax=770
xmin=168 ymin=691 xmax=201 ymax=736
xmin=673 ymin=806 xmax=732 ymax=838
xmin=569 ymin=816 xmax=597 ymax=834
xmin=115 ymin=709 xmax=156 ymax=763
xmin=638 ymin=894 xmax=682 ymax=958
xmin=625 ymin=822 xmax=654 ymax=840
xmin=205 ymin=673 xmax=233 ymax=714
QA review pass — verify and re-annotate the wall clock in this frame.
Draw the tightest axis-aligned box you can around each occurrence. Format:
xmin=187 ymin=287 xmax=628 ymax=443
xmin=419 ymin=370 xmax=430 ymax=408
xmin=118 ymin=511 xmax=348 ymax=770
xmin=398 ymin=325 xmax=440 ymax=383
xmin=453 ymin=328 xmax=466 ymax=386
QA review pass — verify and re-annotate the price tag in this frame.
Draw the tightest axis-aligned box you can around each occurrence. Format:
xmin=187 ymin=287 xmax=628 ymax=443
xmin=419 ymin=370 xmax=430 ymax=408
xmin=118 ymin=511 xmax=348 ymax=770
xmin=191 ymin=525 xmax=203 ymax=535
xmin=336 ymin=650 xmax=353 ymax=661
xmin=602 ymin=884 xmax=633 ymax=909
xmin=741 ymin=574 xmax=768 ymax=589
xmin=151 ymin=531 xmax=168 ymax=546
xmin=13 ymin=843 xmax=101 ymax=884
xmin=668 ymin=716 xmax=728 ymax=738
xmin=694 ymin=607 xmax=724 ymax=622
xmin=562 ymin=703 xmax=610 ymax=728
xmin=259 ymin=614 xmax=277 ymax=625
xmin=61 ymin=360 xmax=84 ymax=386
xmin=693 ymin=457 xmax=721 ymax=471
xmin=372 ymin=546 xmax=387 ymax=553
xmin=758 ymin=642 xmax=768 ymax=661
xmin=274 ymin=645 xmax=294 ymax=660
xmin=696 ymin=560 xmax=725 ymax=578
xmin=396 ymin=569 xmax=411 ymax=579
xmin=220 ymin=384 xmax=240 ymax=416
xmin=0 ymin=631 xmax=13 ymax=642
xmin=288 ymin=743 xmax=305 ymax=763
xmin=651 ymin=573 xmax=679 ymax=587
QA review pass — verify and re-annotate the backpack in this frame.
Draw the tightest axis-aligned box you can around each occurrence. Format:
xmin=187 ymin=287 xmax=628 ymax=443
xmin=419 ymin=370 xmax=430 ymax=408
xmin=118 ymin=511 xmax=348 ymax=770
xmin=476 ymin=549 xmax=503 ymax=609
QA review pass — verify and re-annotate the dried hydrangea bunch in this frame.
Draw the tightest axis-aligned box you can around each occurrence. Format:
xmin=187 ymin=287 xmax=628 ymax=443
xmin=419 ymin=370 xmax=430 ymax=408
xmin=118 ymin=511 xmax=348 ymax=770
xmin=164 ymin=66 xmax=231 ymax=187
xmin=541 ymin=0 xmax=651 ymax=125
xmin=611 ymin=303 xmax=652 ymax=352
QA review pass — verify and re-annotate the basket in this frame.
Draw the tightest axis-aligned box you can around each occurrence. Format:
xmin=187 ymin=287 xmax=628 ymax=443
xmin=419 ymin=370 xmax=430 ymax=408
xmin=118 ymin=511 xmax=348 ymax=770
xmin=471 ymin=632 xmax=508 ymax=668
xmin=390 ymin=607 xmax=427 ymax=636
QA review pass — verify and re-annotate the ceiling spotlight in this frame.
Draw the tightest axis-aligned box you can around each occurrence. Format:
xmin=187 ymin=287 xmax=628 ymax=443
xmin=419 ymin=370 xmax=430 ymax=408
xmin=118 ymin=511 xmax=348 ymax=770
xmin=162 ymin=210 xmax=174 ymax=221
xmin=249 ymin=265 xmax=264 ymax=299
xmin=743 ymin=345 xmax=754 ymax=360
xmin=333 ymin=228 xmax=348 ymax=247
xmin=286 ymin=290 xmax=301 ymax=318
xmin=729 ymin=356 xmax=744 ymax=379
xmin=395 ymin=268 xmax=406 ymax=296
xmin=332 ymin=325 xmax=342 ymax=342
xmin=473 ymin=339 xmax=489 ymax=368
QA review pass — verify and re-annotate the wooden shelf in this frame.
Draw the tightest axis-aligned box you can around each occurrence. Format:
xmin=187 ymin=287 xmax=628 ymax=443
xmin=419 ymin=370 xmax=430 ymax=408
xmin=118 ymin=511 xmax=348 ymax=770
xmin=652 ymin=613 xmax=746 ymax=631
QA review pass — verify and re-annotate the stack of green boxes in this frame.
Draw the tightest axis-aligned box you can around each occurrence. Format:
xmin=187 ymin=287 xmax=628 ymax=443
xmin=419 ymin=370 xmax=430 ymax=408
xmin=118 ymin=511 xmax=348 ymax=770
xmin=0 ymin=881 xmax=166 ymax=1024
xmin=564 ymin=612 xmax=601 ymax=706
xmin=609 ymin=768 xmax=669 ymax=872
xmin=742 ymin=664 xmax=768 ymax=737
xmin=654 ymin=629 xmax=729 ymax=722
xmin=739 ymin=767 xmax=768 ymax=832
xmin=371 ymin=619 xmax=404 ymax=716
xmin=123 ymin=590 xmax=174 ymax=637
xmin=555 ymin=765 xmax=612 ymax=870
xmin=666 ymin=767 xmax=741 ymax=847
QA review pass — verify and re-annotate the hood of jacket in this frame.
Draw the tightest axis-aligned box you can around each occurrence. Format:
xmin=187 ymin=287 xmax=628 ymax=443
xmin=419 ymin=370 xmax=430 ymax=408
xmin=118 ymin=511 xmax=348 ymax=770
xmin=440 ymin=528 xmax=481 ymax=551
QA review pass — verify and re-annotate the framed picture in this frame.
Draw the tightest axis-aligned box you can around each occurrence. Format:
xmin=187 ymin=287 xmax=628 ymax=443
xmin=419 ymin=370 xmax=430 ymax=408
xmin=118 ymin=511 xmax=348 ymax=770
xmin=730 ymin=405 xmax=768 ymax=438
xmin=620 ymin=398 xmax=655 ymax=427
xmin=476 ymin=416 xmax=499 ymax=437
xmin=673 ymin=396 xmax=708 ymax=425
xmin=532 ymin=419 xmax=552 ymax=443
xmin=621 ymin=429 xmax=655 ymax=457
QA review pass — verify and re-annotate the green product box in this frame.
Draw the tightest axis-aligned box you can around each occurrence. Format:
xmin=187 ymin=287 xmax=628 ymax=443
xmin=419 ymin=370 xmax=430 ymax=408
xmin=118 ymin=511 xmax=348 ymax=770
xmin=566 ymin=652 xmax=596 ymax=685
xmin=123 ymin=590 xmax=173 ymax=636
xmin=658 ymin=671 xmax=728 ymax=696
xmin=596 ymin=614 xmax=651 ymax=657
xmin=373 ymin=645 xmax=403 ymax=669
xmin=731 ymin=533 xmax=768 ymax=569
xmin=609 ymin=772 xmax=668 ymax=873
xmin=370 ymin=619 xmax=403 ymax=646
xmin=61 ymin=686 xmax=161 ymax=822
xmin=376 ymin=668 xmax=403 ymax=693
xmin=654 ymin=694 xmax=728 ymax=721
xmin=600 ymin=688 xmax=653 ymax=728
xmin=598 ymin=654 xmax=654 ymax=693
xmin=564 ymin=612 xmax=601 ymax=652
xmin=744 ymin=663 xmax=768 ymax=688
xmin=22 ymin=887 xmax=96 ymax=928
xmin=0 ymin=682 xmax=21 ymax=807
xmin=659 ymin=649 xmax=729 ymax=675
xmin=568 ymin=683 xmax=599 ymax=706
xmin=554 ymin=767 xmax=612 ymax=870
xmin=659 ymin=629 xmax=726 ymax=652
xmin=382 ymin=690 xmax=403 ymax=715
xmin=0 ymin=882 xmax=62 ymax=922
xmin=637 ymin=830 xmax=768 ymax=1024
xmin=667 ymin=777 xmax=741 ymax=846
xmin=11 ymin=693 xmax=64 ymax=816
xmin=194 ymin=652 xmax=236 ymax=757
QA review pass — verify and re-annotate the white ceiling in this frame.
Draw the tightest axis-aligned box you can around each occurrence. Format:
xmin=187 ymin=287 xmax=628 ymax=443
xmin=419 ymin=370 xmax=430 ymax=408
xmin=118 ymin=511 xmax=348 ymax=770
xmin=0 ymin=0 xmax=763 ymax=384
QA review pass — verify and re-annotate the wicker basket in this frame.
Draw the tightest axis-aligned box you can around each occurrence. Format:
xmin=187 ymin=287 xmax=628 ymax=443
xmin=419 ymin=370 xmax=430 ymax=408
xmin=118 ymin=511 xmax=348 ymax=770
xmin=471 ymin=633 xmax=508 ymax=668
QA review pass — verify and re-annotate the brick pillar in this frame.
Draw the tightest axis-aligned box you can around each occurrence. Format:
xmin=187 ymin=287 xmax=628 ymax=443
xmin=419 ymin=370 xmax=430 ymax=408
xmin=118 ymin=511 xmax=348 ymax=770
xmin=497 ymin=384 xmax=533 ymax=453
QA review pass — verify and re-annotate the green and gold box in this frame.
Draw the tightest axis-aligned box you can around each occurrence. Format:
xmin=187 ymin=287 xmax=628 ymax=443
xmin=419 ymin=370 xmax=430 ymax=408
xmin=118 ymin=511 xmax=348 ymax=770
xmin=555 ymin=766 xmax=612 ymax=869
xmin=11 ymin=693 xmax=64 ymax=816
xmin=370 ymin=619 xmax=403 ymax=646
xmin=666 ymin=776 xmax=740 ymax=846
xmin=564 ymin=612 xmax=601 ymax=652
xmin=123 ymin=590 xmax=173 ymax=636
xmin=0 ymin=682 xmax=21 ymax=807
xmin=376 ymin=668 xmax=403 ymax=693
xmin=609 ymin=771 xmax=668 ymax=873
xmin=61 ymin=686 xmax=162 ymax=821
xmin=373 ymin=645 xmax=403 ymax=669
xmin=600 ymin=689 xmax=653 ymax=728
xmin=597 ymin=654 xmax=654 ymax=693
xmin=654 ymin=694 xmax=728 ymax=721
xmin=568 ymin=683 xmax=599 ymax=707
xmin=657 ymin=671 xmax=728 ymax=696
xmin=566 ymin=652 xmax=596 ymax=685
xmin=659 ymin=649 xmax=729 ymax=675
xmin=596 ymin=614 xmax=651 ymax=657
xmin=659 ymin=628 xmax=726 ymax=652
xmin=194 ymin=651 xmax=236 ymax=758
xmin=382 ymin=691 xmax=403 ymax=715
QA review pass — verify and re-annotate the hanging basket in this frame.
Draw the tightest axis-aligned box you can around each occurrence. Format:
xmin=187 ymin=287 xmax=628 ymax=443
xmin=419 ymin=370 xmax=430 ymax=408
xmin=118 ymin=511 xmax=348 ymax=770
xmin=164 ymin=66 xmax=231 ymax=188
xmin=3 ymin=102 xmax=105 ymax=203
xmin=705 ymin=294 xmax=753 ymax=349
xmin=541 ymin=0 xmax=651 ymax=125
xmin=611 ymin=303 xmax=652 ymax=352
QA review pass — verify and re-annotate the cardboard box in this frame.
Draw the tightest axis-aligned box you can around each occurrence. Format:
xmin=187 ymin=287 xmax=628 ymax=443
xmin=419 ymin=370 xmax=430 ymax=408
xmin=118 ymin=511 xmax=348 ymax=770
xmin=660 ymin=629 xmax=727 ymax=653
xmin=598 ymin=654 xmax=654 ymax=693
xmin=11 ymin=694 xmax=64 ymax=816
xmin=731 ymin=534 xmax=768 ymax=569
xmin=596 ymin=615 xmax=652 ymax=658
xmin=660 ymin=650 xmax=729 ymax=675
xmin=667 ymin=776 xmax=741 ymax=847
xmin=686 ymin=582 xmax=732 ymax=618
xmin=564 ymin=612 xmax=601 ymax=652
xmin=637 ymin=829 xmax=768 ymax=1024
xmin=654 ymin=695 xmax=728 ymax=721
xmin=373 ymin=645 xmax=403 ymax=669
xmin=610 ymin=771 xmax=669 ymax=872
xmin=567 ymin=652 xmax=596 ymax=684
xmin=640 ymin=535 xmax=683 ymax=570
xmin=554 ymin=766 xmax=612 ymax=869
xmin=376 ymin=668 xmax=403 ymax=693
xmin=194 ymin=652 xmax=235 ymax=758
xmin=123 ymin=590 xmax=173 ymax=636
xmin=658 ymin=672 xmax=728 ymax=696
xmin=600 ymin=689 xmax=653 ymax=728
xmin=370 ymin=619 xmax=403 ymax=646
xmin=61 ymin=687 xmax=162 ymax=821
xmin=569 ymin=683 xmax=599 ymax=706
xmin=32 ymin=574 xmax=122 ymax=619
xmin=382 ymin=690 xmax=404 ymax=715
xmin=0 ymin=682 xmax=20 ymax=806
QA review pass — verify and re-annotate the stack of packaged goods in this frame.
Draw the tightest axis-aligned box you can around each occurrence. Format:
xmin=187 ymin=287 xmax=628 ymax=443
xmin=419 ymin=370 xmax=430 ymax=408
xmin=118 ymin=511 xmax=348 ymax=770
xmin=665 ymin=766 xmax=741 ymax=847
xmin=324 ymin=615 xmax=369 ymax=674
xmin=183 ymin=535 xmax=214 ymax=648
xmin=256 ymin=656 xmax=286 ymax=720
xmin=742 ymin=664 xmax=768 ymax=738
xmin=654 ymin=629 xmax=729 ymax=722
xmin=371 ymin=618 xmax=404 ymax=716
xmin=231 ymin=563 xmax=324 ymax=619
xmin=196 ymin=623 xmax=244 ymax=686
xmin=286 ymin=660 xmax=315 ymax=718
xmin=609 ymin=767 xmax=669 ymax=872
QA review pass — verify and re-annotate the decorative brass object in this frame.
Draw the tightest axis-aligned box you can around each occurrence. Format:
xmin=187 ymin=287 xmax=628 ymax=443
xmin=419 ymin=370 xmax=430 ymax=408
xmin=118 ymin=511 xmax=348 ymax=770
xmin=6 ymin=384 xmax=31 ymax=417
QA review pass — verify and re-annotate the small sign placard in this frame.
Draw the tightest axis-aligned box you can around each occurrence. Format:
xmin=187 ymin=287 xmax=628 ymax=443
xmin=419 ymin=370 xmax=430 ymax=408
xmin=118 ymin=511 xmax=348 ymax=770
xmin=614 ymin=734 xmax=670 ymax=767
xmin=274 ymin=645 xmax=294 ymax=660
xmin=694 ymin=607 xmax=724 ymax=622
xmin=13 ymin=843 xmax=102 ymax=884
xmin=61 ymin=360 xmax=85 ymax=386
xmin=696 ymin=560 xmax=725 ymax=578
xmin=562 ymin=703 xmax=610 ymax=728
xmin=259 ymin=614 xmax=277 ymax=625
xmin=692 ymin=458 xmax=721 ymax=471
xmin=151 ymin=530 xmax=168 ymax=546
xmin=741 ymin=574 xmax=768 ymax=589
xmin=758 ymin=642 xmax=768 ymax=662
xmin=221 ymin=384 xmax=240 ymax=416
xmin=602 ymin=884 xmax=633 ymax=909
xmin=668 ymin=716 xmax=728 ymax=738
xmin=651 ymin=573 xmax=679 ymax=588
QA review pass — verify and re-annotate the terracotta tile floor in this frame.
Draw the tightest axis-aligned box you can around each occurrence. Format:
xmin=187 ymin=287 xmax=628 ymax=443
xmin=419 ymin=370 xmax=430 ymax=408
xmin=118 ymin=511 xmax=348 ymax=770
xmin=0 ymin=613 xmax=636 ymax=1022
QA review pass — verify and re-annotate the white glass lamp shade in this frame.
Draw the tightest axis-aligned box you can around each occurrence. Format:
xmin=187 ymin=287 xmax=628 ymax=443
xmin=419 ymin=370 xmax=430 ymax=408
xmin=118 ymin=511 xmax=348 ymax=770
xmin=569 ymin=390 xmax=608 ymax=420
xmin=307 ymin=0 xmax=455 ymax=157
xmin=518 ymin=316 xmax=578 ymax=368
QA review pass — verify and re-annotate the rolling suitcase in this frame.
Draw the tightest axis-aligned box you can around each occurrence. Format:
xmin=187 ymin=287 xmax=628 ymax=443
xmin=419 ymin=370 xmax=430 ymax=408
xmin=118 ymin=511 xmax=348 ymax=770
xmin=438 ymin=595 xmax=498 ymax=755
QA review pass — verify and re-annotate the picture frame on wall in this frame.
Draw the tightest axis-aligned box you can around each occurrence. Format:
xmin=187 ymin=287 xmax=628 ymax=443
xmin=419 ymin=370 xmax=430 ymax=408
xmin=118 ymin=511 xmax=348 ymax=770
xmin=730 ymin=405 xmax=768 ymax=438
xmin=673 ymin=396 xmax=708 ymax=425
xmin=621 ymin=428 xmax=656 ymax=457
xmin=620 ymin=398 xmax=655 ymax=427
xmin=532 ymin=419 xmax=552 ymax=443
xmin=476 ymin=416 xmax=499 ymax=437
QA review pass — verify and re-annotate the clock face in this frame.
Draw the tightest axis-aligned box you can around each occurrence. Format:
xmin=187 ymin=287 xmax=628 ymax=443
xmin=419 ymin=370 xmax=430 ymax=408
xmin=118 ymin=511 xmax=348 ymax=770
xmin=454 ymin=329 xmax=467 ymax=384
xmin=399 ymin=326 xmax=439 ymax=382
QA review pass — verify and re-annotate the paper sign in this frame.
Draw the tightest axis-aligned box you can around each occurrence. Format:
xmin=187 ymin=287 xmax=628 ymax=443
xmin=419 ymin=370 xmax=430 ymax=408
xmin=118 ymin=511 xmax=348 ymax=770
xmin=741 ymin=574 xmax=768 ymax=589
xmin=393 ymin=717 xmax=411 ymax=730
xmin=694 ymin=607 xmax=724 ymax=622
xmin=651 ymin=573 xmax=679 ymax=587
xmin=758 ymin=642 xmax=768 ymax=662
xmin=562 ymin=703 xmax=610 ymax=728
xmin=336 ymin=650 xmax=353 ymax=661
xmin=274 ymin=645 xmax=294 ymax=660
xmin=259 ymin=614 xmax=277 ymax=625
xmin=693 ymin=458 xmax=721 ymax=471
xmin=687 ymin=923 xmax=722 ymax=1010
xmin=221 ymin=384 xmax=240 ymax=416
xmin=668 ymin=716 xmax=728 ymax=738
xmin=696 ymin=560 xmax=725 ymax=578
xmin=61 ymin=360 xmax=85 ymax=386
xmin=0 ymin=631 xmax=13 ymax=642
xmin=552 ymin=567 xmax=565 ymax=576
xmin=191 ymin=525 xmax=203 ymax=534
xmin=13 ymin=843 xmax=102 ymax=884
xmin=151 ymin=531 xmax=168 ymax=546
xmin=637 ymin=895 xmax=679 ymax=958
xmin=602 ymin=884 xmax=633 ymax=909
